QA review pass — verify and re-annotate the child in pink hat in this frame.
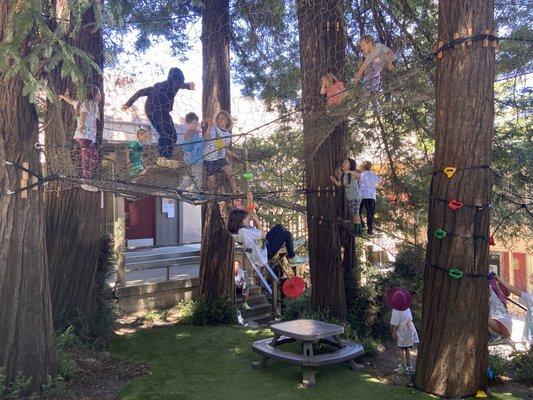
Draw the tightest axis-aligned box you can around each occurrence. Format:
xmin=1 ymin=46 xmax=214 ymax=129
xmin=388 ymin=287 xmax=419 ymax=374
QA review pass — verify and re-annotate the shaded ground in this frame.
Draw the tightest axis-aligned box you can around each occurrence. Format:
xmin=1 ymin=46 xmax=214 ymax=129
xmin=62 ymin=348 xmax=148 ymax=400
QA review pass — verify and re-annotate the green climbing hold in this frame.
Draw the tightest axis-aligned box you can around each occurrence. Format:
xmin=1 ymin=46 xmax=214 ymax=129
xmin=434 ymin=229 xmax=447 ymax=239
xmin=243 ymin=172 xmax=253 ymax=180
xmin=448 ymin=268 xmax=464 ymax=280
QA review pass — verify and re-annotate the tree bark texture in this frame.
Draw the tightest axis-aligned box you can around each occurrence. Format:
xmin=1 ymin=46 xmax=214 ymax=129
xmin=414 ymin=1 xmax=495 ymax=397
xmin=198 ymin=203 xmax=235 ymax=301
xmin=198 ymin=0 xmax=234 ymax=302
xmin=45 ymin=1 xmax=105 ymax=331
xmin=0 ymin=2 xmax=55 ymax=389
xmin=297 ymin=0 xmax=348 ymax=321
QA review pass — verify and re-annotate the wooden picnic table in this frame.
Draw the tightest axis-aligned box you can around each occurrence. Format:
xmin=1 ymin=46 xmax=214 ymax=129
xmin=252 ymin=319 xmax=364 ymax=387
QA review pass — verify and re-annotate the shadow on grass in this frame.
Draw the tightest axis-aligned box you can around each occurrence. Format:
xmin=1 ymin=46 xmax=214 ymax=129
xmin=110 ymin=325 xmax=526 ymax=400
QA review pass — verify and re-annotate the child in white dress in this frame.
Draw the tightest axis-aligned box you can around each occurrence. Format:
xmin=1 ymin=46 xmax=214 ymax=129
xmin=388 ymin=287 xmax=419 ymax=374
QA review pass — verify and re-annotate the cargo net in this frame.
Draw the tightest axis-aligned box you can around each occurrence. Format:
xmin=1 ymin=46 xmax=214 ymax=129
xmin=35 ymin=0 xmax=530 ymax=210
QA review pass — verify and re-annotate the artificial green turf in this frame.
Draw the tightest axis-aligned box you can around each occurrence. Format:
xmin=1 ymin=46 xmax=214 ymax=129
xmin=110 ymin=325 xmax=526 ymax=400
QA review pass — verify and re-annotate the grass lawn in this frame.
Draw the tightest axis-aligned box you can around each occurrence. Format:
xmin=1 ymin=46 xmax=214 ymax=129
xmin=110 ymin=324 xmax=525 ymax=400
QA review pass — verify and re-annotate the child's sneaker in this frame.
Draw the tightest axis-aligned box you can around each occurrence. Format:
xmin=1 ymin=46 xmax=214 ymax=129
xmin=293 ymin=237 xmax=306 ymax=251
xmin=156 ymin=156 xmax=179 ymax=169
xmin=288 ymin=255 xmax=309 ymax=265
xmin=394 ymin=364 xmax=408 ymax=374
xmin=242 ymin=302 xmax=251 ymax=310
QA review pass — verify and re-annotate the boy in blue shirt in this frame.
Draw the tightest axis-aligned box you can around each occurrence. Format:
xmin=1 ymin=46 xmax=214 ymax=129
xmin=179 ymin=112 xmax=204 ymax=198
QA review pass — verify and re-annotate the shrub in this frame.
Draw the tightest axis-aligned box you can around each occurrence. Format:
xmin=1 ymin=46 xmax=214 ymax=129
xmin=488 ymin=354 xmax=510 ymax=382
xmin=509 ymin=350 xmax=533 ymax=384
xmin=190 ymin=297 xmax=236 ymax=325
xmin=0 ymin=368 xmax=32 ymax=399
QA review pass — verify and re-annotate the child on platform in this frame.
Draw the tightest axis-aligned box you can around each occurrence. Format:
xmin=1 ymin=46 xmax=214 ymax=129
xmin=320 ymin=73 xmax=347 ymax=107
xmin=203 ymin=111 xmax=239 ymax=196
xmin=354 ymin=35 xmax=395 ymax=92
xmin=359 ymin=161 xmax=381 ymax=236
xmin=178 ymin=112 xmax=204 ymax=197
xmin=388 ymin=287 xmax=419 ymax=374
xmin=228 ymin=209 xmax=307 ymax=268
xmin=59 ymin=85 xmax=101 ymax=179
xmin=234 ymin=260 xmax=250 ymax=310
xmin=128 ymin=127 xmax=150 ymax=177
xmin=496 ymin=275 xmax=532 ymax=348
xmin=330 ymin=158 xmax=363 ymax=235
xmin=121 ymin=67 xmax=195 ymax=168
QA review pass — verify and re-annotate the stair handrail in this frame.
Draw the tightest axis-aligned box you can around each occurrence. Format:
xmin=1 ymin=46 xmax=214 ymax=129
xmin=239 ymin=247 xmax=279 ymax=314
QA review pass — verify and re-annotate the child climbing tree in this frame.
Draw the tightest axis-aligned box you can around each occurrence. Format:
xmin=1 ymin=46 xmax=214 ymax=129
xmin=296 ymin=0 xmax=349 ymax=321
xmin=415 ymin=0 xmax=495 ymax=397
xmin=197 ymin=0 xmax=235 ymax=306
xmin=45 ymin=0 xmax=106 ymax=333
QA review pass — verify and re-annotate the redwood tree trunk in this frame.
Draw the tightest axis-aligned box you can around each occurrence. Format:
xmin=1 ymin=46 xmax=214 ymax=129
xmin=46 ymin=1 xmax=105 ymax=331
xmin=415 ymin=1 xmax=495 ymax=397
xmin=297 ymin=0 xmax=348 ymax=321
xmin=0 ymin=2 xmax=54 ymax=389
xmin=198 ymin=0 xmax=234 ymax=302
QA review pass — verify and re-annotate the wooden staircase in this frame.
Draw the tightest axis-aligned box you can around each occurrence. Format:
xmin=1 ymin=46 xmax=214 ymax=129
xmin=234 ymin=247 xmax=278 ymax=326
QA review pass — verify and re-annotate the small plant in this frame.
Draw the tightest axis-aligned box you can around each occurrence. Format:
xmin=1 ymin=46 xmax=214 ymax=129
xmin=191 ymin=297 xmax=237 ymax=325
xmin=41 ymin=376 xmax=70 ymax=399
xmin=0 ymin=368 xmax=32 ymax=399
xmin=488 ymin=354 xmax=510 ymax=382
xmin=509 ymin=350 xmax=533 ymax=384
xmin=142 ymin=309 xmax=169 ymax=322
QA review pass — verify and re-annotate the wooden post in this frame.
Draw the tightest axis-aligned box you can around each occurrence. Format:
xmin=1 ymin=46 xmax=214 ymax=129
xmin=114 ymin=195 xmax=126 ymax=287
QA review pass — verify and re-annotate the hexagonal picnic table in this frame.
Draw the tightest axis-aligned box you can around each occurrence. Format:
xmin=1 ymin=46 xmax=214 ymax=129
xmin=252 ymin=319 xmax=364 ymax=387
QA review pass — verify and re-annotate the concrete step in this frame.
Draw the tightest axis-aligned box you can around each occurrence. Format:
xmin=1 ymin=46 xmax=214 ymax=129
xmin=126 ymin=256 xmax=200 ymax=271
xmin=241 ymin=303 xmax=272 ymax=319
xmin=126 ymin=250 xmax=200 ymax=264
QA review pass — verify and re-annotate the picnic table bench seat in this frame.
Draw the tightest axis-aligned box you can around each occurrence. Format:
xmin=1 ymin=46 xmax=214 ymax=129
xmin=252 ymin=338 xmax=306 ymax=365
xmin=306 ymin=343 xmax=364 ymax=367
xmin=252 ymin=337 xmax=364 ymax=367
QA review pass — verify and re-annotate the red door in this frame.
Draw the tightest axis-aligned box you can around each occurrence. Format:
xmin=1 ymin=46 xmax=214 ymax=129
xmin=512 ymin=252 xmax=527 ymax=292
xmin=502 ymin=252 xmax=510 ymax=282
xmin=125 ymin=197 xmax=155 ymax=240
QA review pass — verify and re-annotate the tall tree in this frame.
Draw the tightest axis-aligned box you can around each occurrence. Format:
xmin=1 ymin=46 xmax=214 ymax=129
xmin=414 ymin=1 xmax=495 ymax=397
xmin=0 ymin=1 xmax=55 ymax=391
xmin=45 ymin=0 xmax=105 ymax=332
xmin=296 ymin=0 xmax=348 ymax=320
xmin=197 ymin=0 xmax=234 ymax=303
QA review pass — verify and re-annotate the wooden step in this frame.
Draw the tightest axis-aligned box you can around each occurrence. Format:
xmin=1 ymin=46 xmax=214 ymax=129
xmin=236 ymin=293 xmax=268 ymax=306
xmin=243 ymin=312 xmax=275 ymax=326
xmin=241 ymin=303 xmax=272 ymax=319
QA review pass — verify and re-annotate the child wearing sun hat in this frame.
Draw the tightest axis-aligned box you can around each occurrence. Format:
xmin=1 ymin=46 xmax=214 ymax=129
xmin=388 ymin=287 xmax=419 ymax=374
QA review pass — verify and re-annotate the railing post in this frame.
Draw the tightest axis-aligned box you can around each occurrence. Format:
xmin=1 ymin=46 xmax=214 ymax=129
xmin=272 ymin=278 xmax=278 ymax=314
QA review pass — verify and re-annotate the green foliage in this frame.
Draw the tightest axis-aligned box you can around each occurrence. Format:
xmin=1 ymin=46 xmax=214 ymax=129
xmin=0 ymin=368 xmax=32 ymax=400
xmin=0 ymin=0 xmax=101 ymax=103
xmin=190 ymin=297 xmax=237 ymax=326
xmin=142 ymin=309 xmax=170 ymax=323
xmin=488 ymin=354 xmax=510 ymax=382
xmin=54 ymin=327 xmax=80 ymax=381
xmin=509 ymin=350 xmax=533 ymax=384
